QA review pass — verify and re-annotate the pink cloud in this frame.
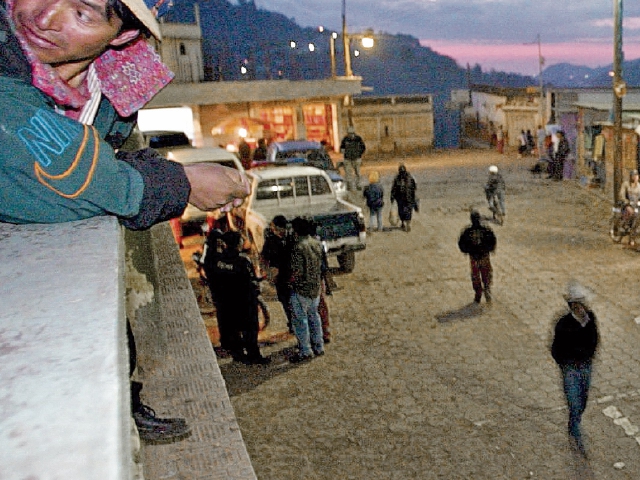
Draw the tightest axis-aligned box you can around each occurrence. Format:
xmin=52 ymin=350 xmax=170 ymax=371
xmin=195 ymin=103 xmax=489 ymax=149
xmin=421 ymin=39 xmax=640 ymax=76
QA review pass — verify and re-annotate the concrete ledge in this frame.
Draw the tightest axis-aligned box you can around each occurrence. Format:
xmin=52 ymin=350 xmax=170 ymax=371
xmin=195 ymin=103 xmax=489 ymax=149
xmin=138 ymin=223 xmax=257 ymax=480
xmin=0 ymin=217 xmax=130 ymax=480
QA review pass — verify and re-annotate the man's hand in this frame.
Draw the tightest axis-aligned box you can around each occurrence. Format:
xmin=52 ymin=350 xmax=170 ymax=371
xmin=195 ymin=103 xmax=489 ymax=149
xmin=183 ymin=163 xmax=250 ymax=211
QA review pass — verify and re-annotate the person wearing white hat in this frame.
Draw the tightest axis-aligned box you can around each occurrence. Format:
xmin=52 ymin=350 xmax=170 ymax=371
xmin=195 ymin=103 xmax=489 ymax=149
xmin=484 ymin=165 xmax=506 ymax=223
xmin=0 ymin=0 xmax=251 ymax=442
xmin=1 ymin=0 xmax=249 ymax=228
xmin=551 ymin=281 xmax=599 ymax=456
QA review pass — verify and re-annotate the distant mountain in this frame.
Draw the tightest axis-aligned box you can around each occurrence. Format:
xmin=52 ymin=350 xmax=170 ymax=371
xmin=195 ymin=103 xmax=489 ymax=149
xmin=164 ymin=0 xmax=640 ymax=145
xmin=542 ymin=59 xmax=640 ymax=88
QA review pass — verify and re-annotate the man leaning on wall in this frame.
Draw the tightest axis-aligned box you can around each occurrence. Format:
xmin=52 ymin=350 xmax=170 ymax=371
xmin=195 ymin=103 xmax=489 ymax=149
xmin=0 ymin=0 xmax=250 ymax=441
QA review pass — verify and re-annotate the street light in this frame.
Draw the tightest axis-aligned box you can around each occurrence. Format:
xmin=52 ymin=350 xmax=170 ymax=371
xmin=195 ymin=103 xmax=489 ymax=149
xmin=342 ymin=0 xmax=374 ymax=78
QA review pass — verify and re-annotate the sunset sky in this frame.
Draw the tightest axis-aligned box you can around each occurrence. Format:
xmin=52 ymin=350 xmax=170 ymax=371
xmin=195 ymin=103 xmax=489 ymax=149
xmin=256 ymin=0 xmax=640 ymax=76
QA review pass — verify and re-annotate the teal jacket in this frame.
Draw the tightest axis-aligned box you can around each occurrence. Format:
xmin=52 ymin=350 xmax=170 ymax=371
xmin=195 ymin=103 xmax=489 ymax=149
xmin=0 ymin=4 xmax=189 ymax=230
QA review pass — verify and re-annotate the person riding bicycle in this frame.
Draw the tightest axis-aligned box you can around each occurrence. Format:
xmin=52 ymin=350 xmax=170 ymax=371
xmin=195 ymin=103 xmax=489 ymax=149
xmin=618 ymin=169 xmax=640 ymax=227
xmin=484 ymin=165 xmax=506 ymax=220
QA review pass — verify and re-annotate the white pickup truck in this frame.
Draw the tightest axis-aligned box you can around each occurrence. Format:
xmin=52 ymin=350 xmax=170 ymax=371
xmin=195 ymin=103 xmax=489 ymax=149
xmin=241 ymin=165 xmax=366 ymax=272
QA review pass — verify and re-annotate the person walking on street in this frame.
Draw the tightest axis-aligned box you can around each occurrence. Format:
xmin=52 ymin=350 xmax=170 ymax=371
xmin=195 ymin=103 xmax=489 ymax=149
xmin=551 ymin=130 xmax=570 ymax=180
xmin=340 ymin=126 xmax=366 ymax=191
xmin=458 ymin=210 xmax=497 ymax=303
xmin=288 ymin=217 xmax=325 ymax=363
xmin=551 ymin=281 xmax=599 ymax=456
xmin=390 ymin=164 xmax=418 ymax=232
xmin=536 ymin=125 xmax=547 ymax=160
xmin=363 ymin=171 xmax=385 ymax=232
xmin=496 ymin=126 xmax=505 ymax=154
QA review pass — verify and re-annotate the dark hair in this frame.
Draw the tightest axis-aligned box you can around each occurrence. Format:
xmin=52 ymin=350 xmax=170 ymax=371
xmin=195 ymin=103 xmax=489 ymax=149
xmin=291 ymin=217 xmax=316 ymax=237
xmin=107 ymin=0 xmax=150 ymax=36
xmin=272 ymin=215 xmax=288 ymax=228
xmin=222 ymin=230 xmax=243 ymax=250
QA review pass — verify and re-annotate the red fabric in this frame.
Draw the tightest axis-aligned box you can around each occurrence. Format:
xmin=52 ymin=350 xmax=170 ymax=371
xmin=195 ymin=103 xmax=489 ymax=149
xmin=8 ymin=0 xmax=173 ymax=118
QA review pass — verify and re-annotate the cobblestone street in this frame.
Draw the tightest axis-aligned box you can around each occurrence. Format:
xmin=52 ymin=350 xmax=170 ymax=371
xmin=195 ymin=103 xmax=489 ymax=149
xmin=214 ymin=149 xmax=640 ymax=479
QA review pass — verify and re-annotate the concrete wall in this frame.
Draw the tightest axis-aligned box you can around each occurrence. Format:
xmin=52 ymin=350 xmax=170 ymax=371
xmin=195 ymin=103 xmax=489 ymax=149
xmin=348 ymin=95 xmax=434 ymax=155
xmin=0 ymin=217 xmax=132 ymax=480
xmin=0 ymin=218 xmax=257 ymax=479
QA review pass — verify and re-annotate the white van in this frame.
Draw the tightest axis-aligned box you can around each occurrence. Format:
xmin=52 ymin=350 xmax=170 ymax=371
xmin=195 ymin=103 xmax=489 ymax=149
xmin=167 ymin=147 xmax=245 ymax=224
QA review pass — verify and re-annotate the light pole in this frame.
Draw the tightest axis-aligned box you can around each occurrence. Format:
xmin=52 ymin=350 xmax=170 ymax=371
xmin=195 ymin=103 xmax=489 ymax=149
xmin=329 ymin=32 xmax=337 ymax=78
xmin=342 ymin=0 xmax=353 ymax=77
xmin=537 ymin=34 xmax=545 ymax=126
xmin=613 ymin=0 xmax=624 ymax=202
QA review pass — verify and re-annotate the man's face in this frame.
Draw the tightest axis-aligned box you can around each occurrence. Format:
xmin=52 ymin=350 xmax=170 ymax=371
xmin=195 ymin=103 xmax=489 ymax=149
xmin=12 ymin=0 xmax=137 ymax=79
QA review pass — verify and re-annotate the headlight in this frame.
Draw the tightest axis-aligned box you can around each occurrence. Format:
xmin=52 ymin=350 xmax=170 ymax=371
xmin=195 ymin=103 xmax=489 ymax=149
xmin=334 ymin=180 xmax=346 ymax=193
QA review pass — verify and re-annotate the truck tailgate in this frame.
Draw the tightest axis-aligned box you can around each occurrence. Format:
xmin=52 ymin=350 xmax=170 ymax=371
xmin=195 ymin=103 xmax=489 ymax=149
xmin=313 ymin=211 xmax=361 ymax=241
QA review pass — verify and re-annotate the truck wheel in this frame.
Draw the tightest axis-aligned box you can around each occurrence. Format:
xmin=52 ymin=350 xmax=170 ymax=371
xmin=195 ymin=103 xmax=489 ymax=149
xmin=338 ymin=251 xmax=356 ymax=273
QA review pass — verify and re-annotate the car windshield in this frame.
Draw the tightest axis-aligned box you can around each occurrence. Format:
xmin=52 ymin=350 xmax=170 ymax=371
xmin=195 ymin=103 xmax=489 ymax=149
xmin=276 ymin=148 xmax=333 ymax=170
xmin=256 ymin=175 xmax=332 ymax=201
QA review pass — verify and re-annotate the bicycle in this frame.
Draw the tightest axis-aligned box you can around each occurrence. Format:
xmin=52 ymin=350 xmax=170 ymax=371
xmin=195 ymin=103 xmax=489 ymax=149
xmin=609 ymin=200 xmax=640 ymax=245
xmin=486 ymin=192 xmax=504 ymax=225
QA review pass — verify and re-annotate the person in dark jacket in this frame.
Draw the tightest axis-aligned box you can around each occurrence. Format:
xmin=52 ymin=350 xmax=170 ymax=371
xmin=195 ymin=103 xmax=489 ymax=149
xmin=339 ymin=126 xmax=366 ymax=191
xmin=390 ymin=164 xmax=418 ymax=232
xmin=261 ymin=215 xmax=294 ymax=332
xmin=209 ymin=231 xmax=270 ymax=365
xmin=288 ymin=217 xmax=325 ymax=363
xmin=550 ymin=130 xmax=570 ymax=181
xmin=252 ymin=138 xmax=268 ymax=163
xmin=551 ymin=282 xmax=599 ymax=455
xmin=458 ymin=210 xmax=497 ymax=303
xmin=363 ymin=170 xmax=385 ymax=232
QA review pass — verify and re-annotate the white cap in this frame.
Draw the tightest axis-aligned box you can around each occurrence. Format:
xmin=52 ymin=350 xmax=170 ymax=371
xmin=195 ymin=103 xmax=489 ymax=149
xmin=120 ymin=0 xmax=166 ymax=39
xmin=489 ymin=165 xmax=498 ymax=173
xmin=563 ymin=281 xmax=591 ymax=306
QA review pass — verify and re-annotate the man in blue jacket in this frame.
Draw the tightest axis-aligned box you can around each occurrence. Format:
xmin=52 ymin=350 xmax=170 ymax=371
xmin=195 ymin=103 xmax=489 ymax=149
xmin=1 ymin=0 xmax=250 ymax=441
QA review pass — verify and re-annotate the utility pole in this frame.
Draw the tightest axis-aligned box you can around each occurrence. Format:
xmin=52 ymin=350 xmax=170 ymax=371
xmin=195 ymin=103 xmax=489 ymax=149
xmin=537 ymin=34 xmax=545 ymax=125
xmin=342 ymin=0 xmax=353 ymax=78
xmin=613 ymin=0 xmax=624 ymax=202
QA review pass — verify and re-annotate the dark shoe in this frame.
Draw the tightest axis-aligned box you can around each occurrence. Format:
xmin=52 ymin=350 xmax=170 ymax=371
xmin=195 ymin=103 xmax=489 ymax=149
xmin=474 ymin=295 xmax=482 ymax=303
xmin=246 ymin=356 xmax=271 ymax=365
xmin=323 ymin=337 xmax=331 ymax=344
xmin=313 ymin=350 xmax=325 ymax=357
xmin=214 ymin=346 xmax=232 ymax=358
xmin=133 ymin=404 xmax=191 ymax=442
xmin=289 ymin=353 xmax=313 ymax=364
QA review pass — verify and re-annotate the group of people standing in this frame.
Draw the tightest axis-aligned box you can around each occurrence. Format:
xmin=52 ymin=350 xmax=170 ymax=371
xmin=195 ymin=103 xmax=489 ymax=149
xmin=204 ymin=214 xmax=334 ymax=365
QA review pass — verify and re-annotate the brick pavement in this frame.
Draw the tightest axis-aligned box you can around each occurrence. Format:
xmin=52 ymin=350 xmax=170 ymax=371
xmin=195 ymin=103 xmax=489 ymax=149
xmin=223 ymin=150 xmax=640 ymax=479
